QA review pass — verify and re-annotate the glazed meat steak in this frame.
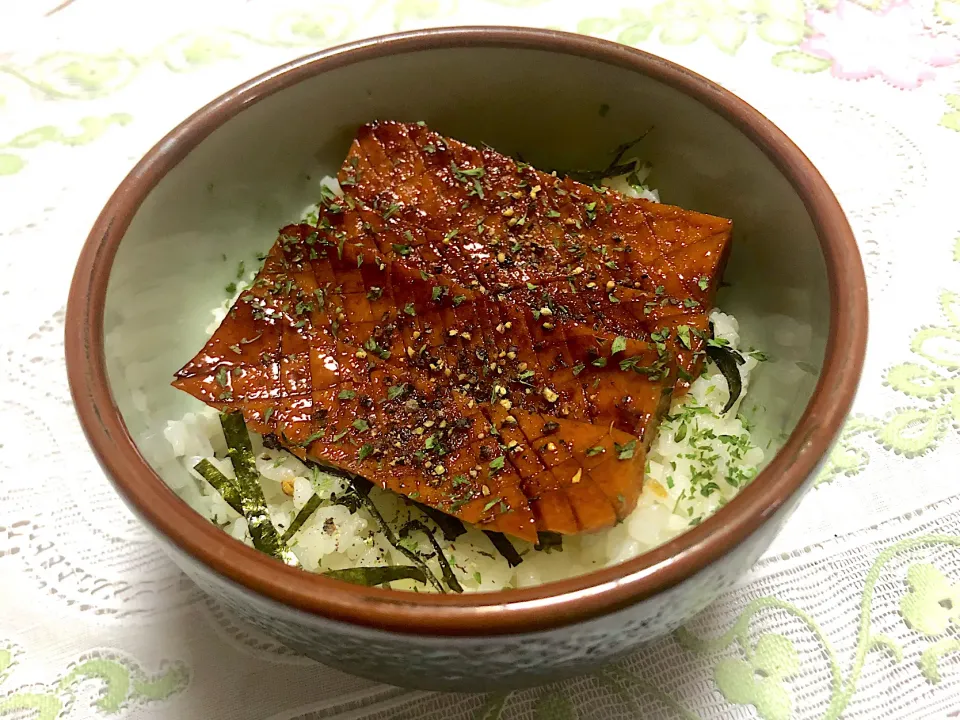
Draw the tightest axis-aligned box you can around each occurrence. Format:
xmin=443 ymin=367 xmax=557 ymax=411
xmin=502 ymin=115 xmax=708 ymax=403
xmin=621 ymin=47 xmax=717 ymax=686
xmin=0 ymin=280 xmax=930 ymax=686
xmin=174 ymin=123 xmax=732 ymax=542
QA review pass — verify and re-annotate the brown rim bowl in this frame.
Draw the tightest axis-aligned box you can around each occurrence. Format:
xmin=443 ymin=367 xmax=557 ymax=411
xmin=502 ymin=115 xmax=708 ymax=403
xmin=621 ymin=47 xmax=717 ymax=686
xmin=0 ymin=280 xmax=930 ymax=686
xmin=66 ymin=27 xmax=867 ymax=640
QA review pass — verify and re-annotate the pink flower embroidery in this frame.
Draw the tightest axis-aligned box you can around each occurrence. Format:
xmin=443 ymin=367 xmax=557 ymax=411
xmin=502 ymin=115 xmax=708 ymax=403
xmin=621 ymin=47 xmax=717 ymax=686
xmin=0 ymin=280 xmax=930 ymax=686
xmin=802 ymin=0 xmax=960 ymax=89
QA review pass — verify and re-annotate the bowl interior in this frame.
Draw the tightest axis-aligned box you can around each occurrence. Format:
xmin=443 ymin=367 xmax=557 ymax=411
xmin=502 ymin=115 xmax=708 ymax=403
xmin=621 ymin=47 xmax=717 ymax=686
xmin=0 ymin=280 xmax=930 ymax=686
xmin=103 ymin=43 xmax=828 ymax=555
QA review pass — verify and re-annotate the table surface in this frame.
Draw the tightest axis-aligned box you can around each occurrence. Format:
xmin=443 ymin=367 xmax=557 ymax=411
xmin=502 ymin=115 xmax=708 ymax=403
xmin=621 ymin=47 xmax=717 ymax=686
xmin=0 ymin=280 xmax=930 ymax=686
xmin=2 ymin=1 xmax=960 ymax=718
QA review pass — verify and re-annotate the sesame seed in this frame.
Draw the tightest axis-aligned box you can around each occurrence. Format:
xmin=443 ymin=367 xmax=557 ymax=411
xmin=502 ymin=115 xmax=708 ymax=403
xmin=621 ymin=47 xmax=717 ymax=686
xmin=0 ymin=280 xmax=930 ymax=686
xmin=606 ymin=280 xmax=616 ymax=291
xmin=502 ymin=207 xmax=515 ymax=217
xmin=542 ymin=387 xmax=559 ymax=403
xmin=572 ymin=469 xmax=582 ymax=484
xmin=355 ymin=349 xmax=368 ymax=359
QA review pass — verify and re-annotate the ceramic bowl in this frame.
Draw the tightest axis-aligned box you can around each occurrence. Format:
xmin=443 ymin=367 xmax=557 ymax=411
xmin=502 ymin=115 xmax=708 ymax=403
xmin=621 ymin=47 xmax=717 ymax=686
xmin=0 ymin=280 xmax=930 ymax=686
xmin=66 ymin=27 xmax=867 ymax=691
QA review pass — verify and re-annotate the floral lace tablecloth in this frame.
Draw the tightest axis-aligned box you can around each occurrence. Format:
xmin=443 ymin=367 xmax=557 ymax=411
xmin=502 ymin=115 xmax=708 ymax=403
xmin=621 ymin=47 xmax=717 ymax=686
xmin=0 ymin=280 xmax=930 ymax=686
xmin=2 ymin=0 xmax=960 ymax=718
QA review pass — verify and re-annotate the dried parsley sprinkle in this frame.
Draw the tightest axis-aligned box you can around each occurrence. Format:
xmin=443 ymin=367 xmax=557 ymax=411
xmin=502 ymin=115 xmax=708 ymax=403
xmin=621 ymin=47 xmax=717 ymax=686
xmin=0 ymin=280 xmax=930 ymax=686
xmin=215 ymin=368 xmax=228 ymax=387
xmin=572 ymin=363 xmax=585 ymax=376
xmin=383 ymin=203 xmax=401 ymax=219
xmin=586 ymin=445 xmax=605 ymax=457
xmin=358 ymin=444 xmax=374 ymax=461
xmin=677 ymin=325 xmax=693 ymax=349
xmin=403 ymin=303 xmax=417 ymax=316
xmin=338 ymin=389 xmax=356 ymax=400
xmin=263 ymin=407 xmax=274 ymax=423
xmin=431 ymin=287 xmax=444 ymax=302
xmin=393 ymin=244 xmax=412 ymax=256
xmin=698 ymin=277 xmax=709 ymax=291
xmin=353 ymin=419 xmax=370 ymax=433
xmin=452 ymin=295 xmax=466 ymax=307
xmin=225 ymin=282 xmax=237 ymax=294
xmin=489 ymin=456 xmax=505 ymax=473
xmin=331 ymin=429 xmax=349 ymax=442
xmin=611 ymin=336 xmax=627 ymax=355
xmin=592 ymin=357 xmax=607 ymax=368
xmin=615 ymin=439 xmax=637 ymax=460
xmin=386 ymin=384 xmax=407 ymax=400
xmin=366 ymin=287 xmax=383 ymax=301
xmin=483 ymin=497 xmax=501 ymax=512
xmin=299 ymin=430 xmax=325 ymax=447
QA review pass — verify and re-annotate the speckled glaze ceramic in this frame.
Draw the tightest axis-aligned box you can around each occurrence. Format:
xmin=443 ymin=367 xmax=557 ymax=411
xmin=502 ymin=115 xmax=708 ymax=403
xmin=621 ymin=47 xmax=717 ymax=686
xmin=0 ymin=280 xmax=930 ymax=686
xmin=65 ymin=28 xmax=867 ymax=691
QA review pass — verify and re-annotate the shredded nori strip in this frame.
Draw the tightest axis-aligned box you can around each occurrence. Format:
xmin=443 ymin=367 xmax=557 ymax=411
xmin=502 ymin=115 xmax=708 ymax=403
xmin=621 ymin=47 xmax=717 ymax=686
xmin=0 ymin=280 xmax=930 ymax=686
xmin=705 ymin=324 xmax=746 ymax=414
xmin=409 ymin=499 xmax=467 ymax=541
xmin=556 ymin=129 xmax=654 ymax=185
xmin=323 ymin=566 xmax=428 ymax=587
xmin=483 ymin=531 xmax=524 ymax=567
xmin=281 ymin=494 xmax=324 ymax=544
xmin=311 ymin=467 xmax=446 ymax=593
xmin=534 ymin=531 xmax=564 ymax=553
xmin=220 ymin=410 xmax=283 ymax=558
xmin=193 ymin=459 xmax=243 ymax=515
xmin=401 ymin=520 xmax=464 ymax=593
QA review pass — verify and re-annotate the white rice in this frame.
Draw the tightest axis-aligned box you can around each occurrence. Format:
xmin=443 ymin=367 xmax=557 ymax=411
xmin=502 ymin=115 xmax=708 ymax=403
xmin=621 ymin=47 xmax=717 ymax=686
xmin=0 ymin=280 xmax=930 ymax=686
xmin=161 ymin=167 xmax=765 ymax=592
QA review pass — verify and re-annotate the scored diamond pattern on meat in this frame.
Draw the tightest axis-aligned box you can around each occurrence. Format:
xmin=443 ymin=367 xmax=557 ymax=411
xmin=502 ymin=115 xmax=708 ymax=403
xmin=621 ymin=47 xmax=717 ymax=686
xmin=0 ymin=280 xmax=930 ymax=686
xmin=173 ymin=123 xmax=732 ymax=541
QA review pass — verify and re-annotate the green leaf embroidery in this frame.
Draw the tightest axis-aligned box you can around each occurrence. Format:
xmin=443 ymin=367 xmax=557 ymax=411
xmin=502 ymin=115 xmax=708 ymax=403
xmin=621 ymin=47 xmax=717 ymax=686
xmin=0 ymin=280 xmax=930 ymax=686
xmin=771 ymin=50 xmax=832 ymax=73
xmin=713 ymin=634 xmax=799 ymax=720
xmin=659 ymin=19 xmax=705 ymax=44
xmin=934 ymin=0 xmax=960 ymax=23
xmin=757 ymin=0 xmax=807 ymax=22
xmin=941 ymin=111 xmax=960 ymax=132
xmin=756 ymin=18 xmax=806 ymax=45
xmin=708 ymin=16 xmax=748 ymax=54
xmin=577 ymin=17 xmax=619 ymax=35
xmin=919 ymin=639 xmax=960 ymax=683
xmin=534 ymin=689 xmax=577 ymax=720
xmin=618 ymin=21 xmax=655 ymax=45
xmin=900 ymin=564 xmax=960 ymax=637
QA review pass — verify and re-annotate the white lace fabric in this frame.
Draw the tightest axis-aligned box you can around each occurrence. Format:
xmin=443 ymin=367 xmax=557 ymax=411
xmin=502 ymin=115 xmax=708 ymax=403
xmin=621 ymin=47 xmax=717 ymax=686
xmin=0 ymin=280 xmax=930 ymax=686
xmin=1 ymin=1 xmax=960 ymax=718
